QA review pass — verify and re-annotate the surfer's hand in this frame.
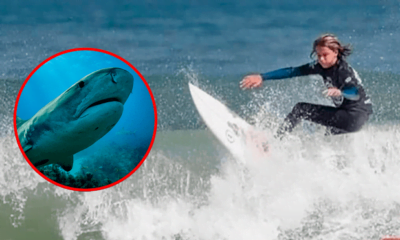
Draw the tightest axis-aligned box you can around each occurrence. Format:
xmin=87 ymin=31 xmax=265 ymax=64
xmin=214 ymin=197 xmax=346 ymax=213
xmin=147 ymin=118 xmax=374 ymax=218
xmin=322 ymin=87 xmax=341 ymax=97
xmin=240 ymin=74 xmax=263 ymax=89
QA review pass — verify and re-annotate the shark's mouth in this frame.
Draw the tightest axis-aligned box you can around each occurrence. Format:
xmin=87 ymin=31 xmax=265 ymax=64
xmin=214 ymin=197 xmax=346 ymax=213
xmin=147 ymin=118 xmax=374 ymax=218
xmin=79 ymin=97 xmax=122 ymax=118
xmin=87 ymin=97 xmax=120 ymax=109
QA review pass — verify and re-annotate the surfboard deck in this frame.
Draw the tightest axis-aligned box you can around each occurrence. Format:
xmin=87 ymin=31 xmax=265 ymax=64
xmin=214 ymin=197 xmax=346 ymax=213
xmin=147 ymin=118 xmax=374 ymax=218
xmin=188 ymin=83 xmax=269 ymax=163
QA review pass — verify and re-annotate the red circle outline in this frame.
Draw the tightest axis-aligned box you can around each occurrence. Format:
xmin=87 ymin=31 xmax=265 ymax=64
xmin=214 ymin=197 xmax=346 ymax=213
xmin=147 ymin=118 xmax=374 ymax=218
xmin=13 ymin=48 xmax=158 ymax=192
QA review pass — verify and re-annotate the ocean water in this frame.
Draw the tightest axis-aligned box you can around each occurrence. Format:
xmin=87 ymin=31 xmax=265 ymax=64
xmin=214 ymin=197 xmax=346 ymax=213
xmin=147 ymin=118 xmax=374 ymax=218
xmin=1 ymin=0 xmax=400 ymax=239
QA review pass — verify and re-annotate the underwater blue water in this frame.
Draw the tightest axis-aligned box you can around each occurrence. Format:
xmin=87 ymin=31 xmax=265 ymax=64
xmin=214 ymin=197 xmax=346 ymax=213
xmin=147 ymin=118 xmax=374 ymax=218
xmin=16 ymin=50 xmax=156 ymax=151
xmin=15 ymin=50 xmax=156 ymax=177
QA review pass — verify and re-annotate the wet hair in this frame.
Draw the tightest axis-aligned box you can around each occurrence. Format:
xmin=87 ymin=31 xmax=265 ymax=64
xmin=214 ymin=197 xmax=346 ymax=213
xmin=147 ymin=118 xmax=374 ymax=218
xmin=310 ymin=33 xmax=352 ymax=59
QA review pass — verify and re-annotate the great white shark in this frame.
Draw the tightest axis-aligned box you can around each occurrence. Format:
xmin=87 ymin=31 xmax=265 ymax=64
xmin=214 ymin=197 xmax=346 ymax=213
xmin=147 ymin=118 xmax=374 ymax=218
xmin=16 ymin=67 xmax=134 ymax=171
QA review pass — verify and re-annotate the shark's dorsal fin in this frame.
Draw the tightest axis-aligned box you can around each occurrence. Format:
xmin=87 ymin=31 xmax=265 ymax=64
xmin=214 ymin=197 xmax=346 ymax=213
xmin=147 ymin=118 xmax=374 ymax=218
xmin=16 ymin=116 xmax=27 ymax=128
xmin=58 ymin=156 xmax=74 ymax=172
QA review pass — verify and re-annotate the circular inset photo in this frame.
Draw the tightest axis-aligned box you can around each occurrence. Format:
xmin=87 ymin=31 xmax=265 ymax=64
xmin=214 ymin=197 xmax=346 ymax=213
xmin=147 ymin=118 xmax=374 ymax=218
xmin=13 ymin=48 xmax=157 ymax=191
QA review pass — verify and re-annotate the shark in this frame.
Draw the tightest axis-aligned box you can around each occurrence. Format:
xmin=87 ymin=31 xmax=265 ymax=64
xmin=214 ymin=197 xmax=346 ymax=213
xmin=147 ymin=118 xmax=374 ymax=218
xmin=16 ymin=67 xmax=134 ymax=171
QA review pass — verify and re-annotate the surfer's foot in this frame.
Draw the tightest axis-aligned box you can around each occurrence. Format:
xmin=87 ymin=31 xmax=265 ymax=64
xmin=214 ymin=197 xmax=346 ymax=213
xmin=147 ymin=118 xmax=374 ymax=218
xmin=274 ymin=124 xmax=288 ymax=140
xmin=274 ymin=131 xmax=286 ymax=140
xmin=275 ymin=120 xmax=295 ymax=140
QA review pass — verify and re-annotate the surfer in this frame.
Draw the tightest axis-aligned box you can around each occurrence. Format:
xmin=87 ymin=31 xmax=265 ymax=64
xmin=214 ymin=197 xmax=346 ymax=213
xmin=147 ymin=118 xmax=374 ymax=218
xmin=240 ymin=33 xmax=373 ymax=138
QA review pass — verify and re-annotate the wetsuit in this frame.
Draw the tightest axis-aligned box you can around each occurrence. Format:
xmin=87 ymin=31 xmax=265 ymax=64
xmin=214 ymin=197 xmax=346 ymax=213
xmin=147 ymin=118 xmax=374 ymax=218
xmin=260 ymin=58 xmax=373 ymax=136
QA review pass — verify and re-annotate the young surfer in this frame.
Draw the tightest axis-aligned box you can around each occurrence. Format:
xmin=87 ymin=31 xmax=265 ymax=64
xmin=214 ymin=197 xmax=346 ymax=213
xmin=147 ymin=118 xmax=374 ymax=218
xmin=240 ymin=34 xmax=372 ymax=138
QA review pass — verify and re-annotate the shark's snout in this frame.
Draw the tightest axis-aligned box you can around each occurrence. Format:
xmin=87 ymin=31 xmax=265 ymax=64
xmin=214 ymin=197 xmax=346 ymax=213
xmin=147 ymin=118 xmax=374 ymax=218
xmin=73 ymin=68 xmax=134 ymax=118
xmin=110 ymin=68 xmax=134 ymax=90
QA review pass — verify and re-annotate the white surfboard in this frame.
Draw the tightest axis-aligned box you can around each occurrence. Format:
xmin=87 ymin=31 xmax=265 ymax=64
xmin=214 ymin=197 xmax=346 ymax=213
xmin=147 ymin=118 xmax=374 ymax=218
xmin=188 ymin=83 xmax=269 ymax=164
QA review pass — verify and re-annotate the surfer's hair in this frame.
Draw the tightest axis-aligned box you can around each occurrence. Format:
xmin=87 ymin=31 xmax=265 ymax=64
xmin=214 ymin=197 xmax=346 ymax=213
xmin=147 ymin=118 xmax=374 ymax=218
xmin=310 ymin=33 xmax=352 ymax=59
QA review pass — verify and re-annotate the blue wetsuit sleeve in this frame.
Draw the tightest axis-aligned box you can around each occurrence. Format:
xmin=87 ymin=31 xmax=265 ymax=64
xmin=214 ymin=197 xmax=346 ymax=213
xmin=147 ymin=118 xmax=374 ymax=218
xmin=342 ymin=86 xmax=358 ymax=95
xmin=341 ymin=85 xmax=360 ymax=100
xmin=337 ymin=66 xmax=362 ymax=101
xmin=260 ymin=62 xmax=319 ymax=81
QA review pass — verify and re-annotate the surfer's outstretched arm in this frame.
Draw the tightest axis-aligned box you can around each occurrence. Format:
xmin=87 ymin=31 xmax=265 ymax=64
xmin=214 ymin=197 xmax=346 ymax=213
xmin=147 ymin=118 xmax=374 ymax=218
xmin=260 ymin=62 xmax=319 ymax=81
xmin=240 ymin=62 xmax=318 ymax=89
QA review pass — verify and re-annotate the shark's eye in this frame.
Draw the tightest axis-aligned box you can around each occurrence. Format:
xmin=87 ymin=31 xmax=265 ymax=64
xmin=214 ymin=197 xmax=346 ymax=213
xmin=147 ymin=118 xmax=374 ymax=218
xmin=78 ymin=81 xmax=85 ymax=88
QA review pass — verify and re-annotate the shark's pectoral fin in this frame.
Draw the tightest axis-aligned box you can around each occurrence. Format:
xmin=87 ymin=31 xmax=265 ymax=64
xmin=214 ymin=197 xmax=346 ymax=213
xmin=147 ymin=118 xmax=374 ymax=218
xmin=23 ymin=144 xmax=33 ymax=153
xmin=18 ymin=130 xmax=33 ymax=153
xmin=34 ymin=159 xmax=49 ymax=167
xmin=58 ymin=156 xmax=74 ymax=172
xmin=16 ymin=116 xmax=27 ymax=128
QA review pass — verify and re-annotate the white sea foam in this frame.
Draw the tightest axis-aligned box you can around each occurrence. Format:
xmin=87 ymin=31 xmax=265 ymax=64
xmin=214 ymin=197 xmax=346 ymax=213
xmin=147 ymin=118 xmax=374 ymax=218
xmin=50 ymin=125 xmax=400 ymax=239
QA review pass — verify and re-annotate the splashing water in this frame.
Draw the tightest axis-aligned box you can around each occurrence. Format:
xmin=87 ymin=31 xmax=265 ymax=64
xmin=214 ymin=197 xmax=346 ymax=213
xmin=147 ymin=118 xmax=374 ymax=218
xmin=1 ymin=68 xmax=400 ymax=239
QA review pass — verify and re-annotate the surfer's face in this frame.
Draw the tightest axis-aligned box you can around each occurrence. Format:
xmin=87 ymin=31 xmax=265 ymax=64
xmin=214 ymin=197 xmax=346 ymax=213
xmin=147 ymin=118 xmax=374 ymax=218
xmin=316 ymin=46 xmax=338 ymax=69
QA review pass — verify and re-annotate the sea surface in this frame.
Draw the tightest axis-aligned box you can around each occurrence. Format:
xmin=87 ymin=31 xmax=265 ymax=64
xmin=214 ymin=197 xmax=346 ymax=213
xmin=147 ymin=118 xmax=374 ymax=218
xmin=0 ymin=0 xmax=400 ymax=239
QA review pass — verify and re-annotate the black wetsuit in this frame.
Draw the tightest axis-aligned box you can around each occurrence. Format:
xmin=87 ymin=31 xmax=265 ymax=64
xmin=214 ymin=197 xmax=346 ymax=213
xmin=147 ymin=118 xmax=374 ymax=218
xmin=260 ymin=59 xmax=373 ymax=136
